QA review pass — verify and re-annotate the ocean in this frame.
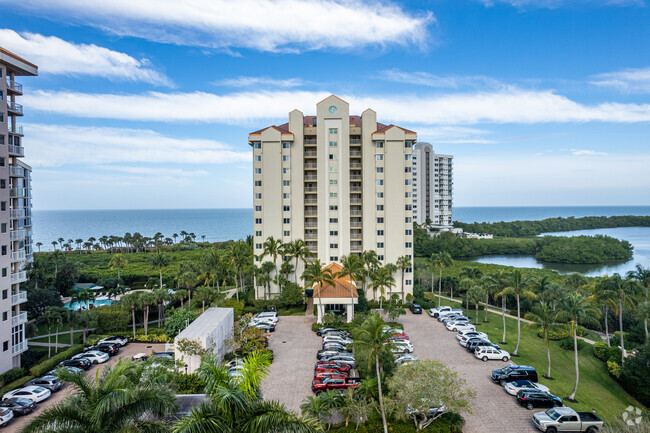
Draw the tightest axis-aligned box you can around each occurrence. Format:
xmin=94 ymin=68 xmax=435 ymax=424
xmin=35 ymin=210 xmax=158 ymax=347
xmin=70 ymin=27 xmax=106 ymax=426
xmin=31 ymin=206 xmax=650 ymax=250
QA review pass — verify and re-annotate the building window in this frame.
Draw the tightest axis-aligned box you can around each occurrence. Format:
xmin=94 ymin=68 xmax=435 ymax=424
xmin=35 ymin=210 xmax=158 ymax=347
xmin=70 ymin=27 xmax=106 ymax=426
xmin=0 ymin=136 xmax=3 ymax=145
xmin=253 ymin=142 xmax=261 ymax=149
xmin=1 ymin=268 xmax=5 ymax=277
xmin=375 ymin=141 xmax=384 ymax=148
xmin=330 ymin=256 xmax=339 ymax=262
xmin=282 ymin=155 xmax=290 ymax=161
xmin=0 ymin=180 xmax=5 ymax=189
xmin=255 ymin=206 xmax=262 ymax=212
xmin=378 ymin=255 xmax=384 ymax=261
xmin=255 ymin=218 xmax=262 ymax=224
xmin=329 ymin=154 xmax=337 ymax=160
xmin=283 ymin=218 xmax=291 ymax=224
xmin=2 ymin=341 xmax=6 ymax=352
xmin=375 ymin=154 xmax=384 ymax=161
xmin=329 ymin=193 xmax=338 ymax=198
xmin=254 ymin=168 xmax=261 ymax=174
xmin=283 ymin=180 xmax=290 ymax=187
xmin=405 ymin=154 xmax=412 ymax=160
xmin=377 ymin=217 xmax=384 ymax=223
xmin=254 ymin=193 xmax=262 ymax=199
xmin=283 ymin=205 xmax=290 ymax=211
xmin=282 ymin=142 xmax=291 ymax=149
xmin=376 ymin=167 xmax=383 ymax=173
xmin=330 ymin=230 xmax=338 ymax=236
xmin=283 ymin=193 xmax=291 ymax=199
xmin=405 ymin=242 xmax=413 ymax=248
xmin=255 ymin=231 xmax=262 ymax=237
xmin=377 ymin=230 xmax=384 ymax=236
xmin=329 ymin=141 xmax=337 ymax=147
xmin=0 ymin=158 xmax=4 ymax=167
xmin=377 ymin=205 xmax=384 ymax=211
xmin=329 ymin=179 xmax=337 ymax=185
xmin=329 ymin=128 xmax=338 ymax=134
xmin=406 ymin=280 xmax=412 ymax=285
xmin=329 ymin=166 xmax=338 ymax=172
xmin=405 ymin=205 xmax=412 ymax=210
xmin=405 ymin=192 xmax=412 ymax=198
xmin=329 ymin=218 xmax=338 ymax=223
xmin=376 ymin=180 xmax=384 ymax=186
xmin=284 ymin=231 xmax=290 ymax=237
xmin=405 ymin=179 xmax=412 ymax=185
xmin=1 ymin=290 xmax=6 ymax=300
xmin=329 ymin=243 xmax=338 ymax=248
xmin=405 ymin=229 xmax=412 ymax=235
xmin=1 ymin=246 xmax=6 ymax=256
xmin=254 ymin=155 xmax=261 ymax=162
xmin=0 ymin=224 xmax=5 ymax=233
xmin=405 ymin=167 xmax=412 ymax=173
xmin=254 ymin=180 xmax=262 ymax=187
xmin=376 ymin=192 xmax=384 ymax=198
xmin=283 ymin=168 xmax=290 ymax=174
xmin=255 ymin=243 xmax=262 ymax=249
xmin=1 ymin=312 xmax=5 ymax=321
xmin=405 ymin=217 xmax=412 ymax=223
xmin=377 ymin=242 xmax=384 ymax=248
xmin=329 ymin=205 xmax=338 ymax=210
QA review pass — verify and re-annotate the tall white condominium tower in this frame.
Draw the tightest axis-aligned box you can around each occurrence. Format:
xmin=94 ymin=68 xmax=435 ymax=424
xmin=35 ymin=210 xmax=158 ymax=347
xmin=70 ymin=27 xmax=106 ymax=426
xmin=249 ymin=95 xmax=415 ymax=300
xmin=412 ymin=142 xmax=453 ymax=227
xmin=0 ymin=47 xmax=37 ymax=373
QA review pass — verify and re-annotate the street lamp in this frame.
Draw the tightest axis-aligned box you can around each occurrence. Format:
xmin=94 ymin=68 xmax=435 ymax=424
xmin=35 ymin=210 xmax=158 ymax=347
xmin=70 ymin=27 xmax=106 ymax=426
xmin=184 ymin=364 xmax=188 ymax=375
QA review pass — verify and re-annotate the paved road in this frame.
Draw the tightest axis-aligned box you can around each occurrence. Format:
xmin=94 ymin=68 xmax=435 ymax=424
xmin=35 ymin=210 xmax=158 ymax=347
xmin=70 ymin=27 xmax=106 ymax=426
xmin=399 ymin=312 xmax=538 ymax=433
xmin=261 ymin=316 xmax=319 ymax=413
xmin=7 ymin=342 xmax=166 ymax=433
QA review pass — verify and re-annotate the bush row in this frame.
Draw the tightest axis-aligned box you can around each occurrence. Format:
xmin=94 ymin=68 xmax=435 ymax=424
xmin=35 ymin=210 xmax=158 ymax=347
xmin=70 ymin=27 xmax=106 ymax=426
xmin=0 ymin=375 xmax=34 ymax=396
xmin=28 ymin=344 xmax=84 ymax=378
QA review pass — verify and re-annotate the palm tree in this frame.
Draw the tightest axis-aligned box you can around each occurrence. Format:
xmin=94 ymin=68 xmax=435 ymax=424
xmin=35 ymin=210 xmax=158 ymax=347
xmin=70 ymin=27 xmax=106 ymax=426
xmin=174 ymin=289 xmax=188 ymax=309
xmin=525 ymin=302 xmax=564 ymax=379
xmin=384 ymin=263 xmax=397 ymax=303
xmin=260 ymin=261 xmax=275 ymax=300
xmin=351 ymin=313 xmax=395 ymax=433
xmin=174 ymin=351 xmax=319 ymax=433
xmin=58 ymin=237 xmax=64 ymax=249
xmin=302 ymin=260 xmax=335 ymax=324
xmin=370 ymin=266 xmax=396 ymax=311
xmin=49 ymin=306 xmax=66 ymax=354
xmin=362 ymin=250 xmax=380 ymax=295
xmin=51 ymin=240 xmax=57 ymax=251
xmin=466 ymin=285 xmax=486 ymax=325
xmin=43 ymin=308 xmax=60 ymax=358
xmin=150 ymin=250 xmax=169 ymax=290
xmin=556 ymin=293 xmax=600 ymax=401
xmin=286 ymin=239 xmax=314 ymax=284
xmin=300 ymin=395 xmax=328 ymax=426
xmin=589 ymin=276 xmax=617 ymax=346
xmin=566 ymin=272 xmax=587 ymax=295
xmin=153 ymin=288 xmax=170 ymax=327
xmin=261 ymin=236 xmax=283 ymax=293
xmin=628 ymin=264 xmax=650 ymax=341
xmin=498 ymin=270 xmax=536 ymax=356
xmin=460 ymin=266 xmax=483 ymax=281
xmin=225 ymin=241 xmax=249 ymax=301
xmin=173 ymin=233 xmax=178 ymax=244
xmin=76 ymin=309 xmax=98 ymax=344
xmin=541 ymin=283 xmax=564 ymax=311
xmin=396 ymin=255 xmax=412 ymax=303
xmin=140 ymin=291 xmax=157 ymax=335
xmin=108 ymin=253 xmax=127 ymax=285
xmin=177 ymin=269 xmax=198 ymax=311
xmin=121 ymin=292 xmax=142 ymax=338
xmin=23 ymin=359 xmax=177 ymax=433
xmin=607 ymin=273 xmax=640 ymax=362
xmin=431 ymin=252 xmax=453 ymax=307
xmin=338 ymin=255 xmax=365 ymax=314
xmin=36 ymin=241 xmax=42 ymax=252
xmin=205 ymin=248 xmax=223 ymax=291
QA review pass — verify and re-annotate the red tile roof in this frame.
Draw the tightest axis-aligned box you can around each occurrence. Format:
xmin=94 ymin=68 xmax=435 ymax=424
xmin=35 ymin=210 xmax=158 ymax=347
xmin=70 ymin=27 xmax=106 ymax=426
xmin=313 ymin=262 xmax=359 ymax=299
xmin=250 ymin=117 xmax=415 ymax=135
xmin=374 ymin=124 xmax=417 ymax=134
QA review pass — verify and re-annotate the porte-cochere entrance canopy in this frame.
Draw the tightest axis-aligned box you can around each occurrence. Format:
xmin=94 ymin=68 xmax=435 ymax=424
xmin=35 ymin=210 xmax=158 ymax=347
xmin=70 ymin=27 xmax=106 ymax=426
xmin=311 ymin=263 xmax=358 ymax=323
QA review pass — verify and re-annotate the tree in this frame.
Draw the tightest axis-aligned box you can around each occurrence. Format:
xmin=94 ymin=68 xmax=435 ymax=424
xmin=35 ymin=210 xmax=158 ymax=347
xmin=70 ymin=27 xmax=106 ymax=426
xmin=260 ymin=261 xmax=275 ymax=300
xmin=338 ymin=388 xmax=375 ymax=430
xmin=607 ymin=274 xmax=640 ymax=362
xmin=43 ymin=308 xmax=61 ymax=358
xmin=466 ymin=285 xmax=486 ymax=325
xmin=590 ymin=276 xmax=617 ymax=346
xmin=498 ymin=270 xmax=536 ymax=356
xmin=49 ymin=306 xmax=66 ymax=354
xmin=153 ymin=288 xmax=170 ymax=327
xmin=23 ymin=359 xmax=177 ymax=433
xmin=541 ymin=283 xmax=565 ymax=311
xmin=177 ymin=264 xmax=199 ymax=311
xmin=384 ymin=301 xmax=406 ymax=322
xmin=431 ymin=252 xmax=453 ymax=307
xmin=150 ymin=250 xmax=169 ymax=290
xmin=225 ymin=241 xmax=250 ymax=301
xmin=286 ymin=239 xmax=314 ymax=284
xmin=108 ymin=253 xmax=127 ymax=285
xmin=76 ymin=309 xmax=98 ymax=344
xmin=302 ymin=260 xmax=335 ymax=324
xmin=36 ymin=241 xmax=42 ymax=252
xmin=120 ymin=292 xmax=142 ymax=339
xmin=261 ymin=236 xmax=283 ymax=293
xmin=525 ymin=302 xmax=564 ymax=379
xmin=300 ymin=396 xmax=327 ymax=426
xmin=165 ymin=309 xmax=197 ymax=339
xmin=370 ymin=266 xmax=396 ymax=311
xmin=388 ymin=360 xmax=475 ymax=431
xmin=565 ymin=272 xmax=587 ymax=295
xmin=628 ymin=265 xmax=650 ymax=341
xmin=195 ymin=286 xmax=216 ymax=312
xmin=556 ymin=293 xmax=601 ymax=401
xmin=173 ymin=351 xmax=319 ymax=433
xmin=488 ymin=272 xmax=509 ymax=344
xmin=140 ymin=291 xmax=157 ymax=336
xmin=338 ymin=255 xmax=365 ymax=314
xmin=396 ymin=255 xmax=412 ymax=303
xmin=351 ymin=313 xmax=395 ymax=433
xmin=362 ymin=250 xmax=380 ymax=294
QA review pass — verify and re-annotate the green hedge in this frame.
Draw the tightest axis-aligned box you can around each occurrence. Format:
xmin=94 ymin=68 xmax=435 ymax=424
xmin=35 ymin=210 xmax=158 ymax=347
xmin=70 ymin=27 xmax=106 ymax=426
xmin=558 ymin=338 xmax=586 ymax=351
xmin=0 ymin=376 xmax=34 ymax=396
xmin=0 ymin=367 xmax=26 ymax=387
xmin=29 ymin=344 xmax=84 ymax=377
xmin=593 ymin=341 xmax=623 ymax=363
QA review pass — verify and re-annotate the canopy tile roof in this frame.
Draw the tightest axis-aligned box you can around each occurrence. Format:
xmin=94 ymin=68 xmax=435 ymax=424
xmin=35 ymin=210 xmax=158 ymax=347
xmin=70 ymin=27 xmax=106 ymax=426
xmin=313 ymin=262 xmax=358 ymax=299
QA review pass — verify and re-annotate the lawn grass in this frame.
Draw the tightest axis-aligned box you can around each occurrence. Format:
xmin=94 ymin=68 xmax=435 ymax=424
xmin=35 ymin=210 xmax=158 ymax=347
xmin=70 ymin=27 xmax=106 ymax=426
xmin=30 ymin=331 xmax=83 ymax=345
xmin=433 ymin=295 xmax=641 ymax=422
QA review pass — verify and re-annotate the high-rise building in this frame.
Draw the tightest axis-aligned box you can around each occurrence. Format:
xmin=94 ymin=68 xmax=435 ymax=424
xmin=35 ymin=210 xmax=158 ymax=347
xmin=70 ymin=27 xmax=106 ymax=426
xmin=249 ymin=95 xmax=415 ymax=299
xmin=412 ymin=142 xmax=453 ymax=227
xmin=0 ymin=47 xmax=37 ymax=373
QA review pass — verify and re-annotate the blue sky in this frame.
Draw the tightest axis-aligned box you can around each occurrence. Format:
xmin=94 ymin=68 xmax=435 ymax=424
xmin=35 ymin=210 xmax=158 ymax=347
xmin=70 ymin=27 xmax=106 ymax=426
xmin=0 ymin=0 xmax=648 ymax=210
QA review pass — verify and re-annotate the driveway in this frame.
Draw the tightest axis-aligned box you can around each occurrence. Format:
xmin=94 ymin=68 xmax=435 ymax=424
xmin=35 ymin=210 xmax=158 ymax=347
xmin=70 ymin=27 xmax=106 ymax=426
xmin=261 ymin=316 xmax=320 ymax=413
xmin=399 ymin=313 xmax=537 ymax=433
xmin=8 ymin=342 xmax=167 ymax=433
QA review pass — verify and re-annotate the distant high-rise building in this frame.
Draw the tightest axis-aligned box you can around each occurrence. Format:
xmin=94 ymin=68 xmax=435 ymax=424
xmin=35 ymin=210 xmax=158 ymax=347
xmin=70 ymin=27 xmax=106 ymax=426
xmin=248 ymin=95 xmax=415 ymax=299
xmin=0 ymin=47 xmax=37 ymax=373
xmin=412 ymin=142 xmax=453 ymax=227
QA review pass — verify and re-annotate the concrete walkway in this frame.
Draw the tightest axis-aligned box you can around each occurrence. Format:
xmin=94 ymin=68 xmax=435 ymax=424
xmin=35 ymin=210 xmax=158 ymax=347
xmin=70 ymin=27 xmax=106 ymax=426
xmin=28 ymin=341 xmax=72 ymax=348
xmin=28 ymin=329 xmax=96 ymax=340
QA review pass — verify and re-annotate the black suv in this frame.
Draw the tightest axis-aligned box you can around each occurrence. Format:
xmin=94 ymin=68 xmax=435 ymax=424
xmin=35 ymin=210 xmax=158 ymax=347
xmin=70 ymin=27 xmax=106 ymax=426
xmin=491 ymin=365 xmax=538 ymax=385
xmin=84 ymin=343 xmax=119 ymax=356
xmin=60 ymin=358 xmax=91 ymax=370
xmin=465 ymin=338 xmax=500 ymax=352
xmin=516 ymin=390 xmax=563 ymax=410
xmin=409 ymin=304 xmax=423 ymax=314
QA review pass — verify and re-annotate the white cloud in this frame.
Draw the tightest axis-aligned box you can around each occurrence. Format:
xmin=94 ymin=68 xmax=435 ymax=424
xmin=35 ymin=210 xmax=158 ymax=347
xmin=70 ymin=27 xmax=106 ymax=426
xmin=569 ymin=149 xmax=609 ymax=156
xmin=4 ymin=0 xmax=433 ymax=53
xmin=0 ymin=29 xmax=170 ymax=85
xmin=96 ymin=166 xmax=209 ymax=177
xmin=23 ymin=123 xmax=250 ymax=167
xmin=23 ymin=89 xmax=650 ymax=125
xmin=476 ymin=0 xmax=644 ymax=8
xmin=377 ymin=69 xmax=504 ymax=90
xmin=415 ymin=126 xmax=496 ymax=144
xmin=214 ymin=76 xmax=304 ymax=88
xmin=591 ymin=67 xmax=650 ymax=93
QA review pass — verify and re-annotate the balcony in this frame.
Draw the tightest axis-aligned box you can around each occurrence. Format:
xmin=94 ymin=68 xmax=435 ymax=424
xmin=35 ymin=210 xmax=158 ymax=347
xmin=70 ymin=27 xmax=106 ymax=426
xmin=11 ymin=271 xmax=27 ymax=284
xmin=351 ymin=230 xmax=362 ymax=240
xmin=305 ymin=221 xmax=318 ymax=228
xmin=10 ymin=209 xmax=25 ymax=219
xmin=10 ymin=229 xmax=26 ymax=240
xmin=350 ymin=210 xmax=362 ymax=216
xmin=305 ymin=209 xmax=317 ymax=216
xmin=11 ymin=291 xmax=27 ymax=305
xmin=8 ymin=166 xmax=25 ymax=177
xmin=350 ymin=150 xmax=362 ymax=158
xmin=350 ymin=219 xmax=363 ymax=228
xmin=11 ymin=251 xmax=25 ymax=262
xmin=8 ymin=125 xmax=23 ymax=135
xmin=350 ymin=139 xmax=361 ymax=145
xmin=304 ymin=175 xmax=317 ymax=181
xmin=350 ymin=163 xmax=362 ymax=169
xmin=304 ymin=150 xmax=317 ymax=157
xmin=305 ymin=233 xmax=318 ymax=240
xmin=7 ymin=102 xmax=23 ymax=116
xmin=350 ymin=187 xmax=362 ymax=193
xmin=10 ymin=188 xmax=26 ymax=198
xmin=350 ymin=175 xmax=362 ymax=180
xmin=304 ymin=139 xmax=317 ymax=145
xmin=304 ymin=187 xmax=317 ymax=193
xmin=11 ymin=312 xmax=27 ymax=326
xmin=304 ymin=162 xmax=317 ymax=170
xmin=12 ymin=341 xmax=27 ymax=355
xmin=350 ymin=198 xmax=362 ymax=204
xmin=6 ymin=79 xmax=23 ymax=94
xmin=8 ymin=145 xmax=24 ymax=157
xmin=351 ymin=241 xmax=363 ymax=251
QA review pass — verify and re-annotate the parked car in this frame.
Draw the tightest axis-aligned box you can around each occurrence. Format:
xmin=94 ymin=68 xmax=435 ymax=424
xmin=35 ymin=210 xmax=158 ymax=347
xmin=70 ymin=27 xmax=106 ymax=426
xmin=323 ymin=330 xmax=351 ymax=339
xmin=255 ymin=311 xmax=279 ymax=323
xmin=409 ymin=304 xmax=423 ymax=314
xmin=475 ymin=347 xmax=510 ymax=362
xmin=84 ymin=343 xmax=119 ymax=356
xmin=491 ymin=365 xmax=538 ymax=385
xmin=59 ymin=358 xmax=91 ymax=371
xmin=439 ymin=313 xmax=466 ymax=323
xmin=252 ymin=322 xmax=275 ymax=333
xmin=316 ymin=327 xmax=345 ymax=336
xmin=132 ymin=353 xmax=149 ymax=362
xmin=465 ymin=339 xmax=500 ymax=352
xmin=3 ymin=386 xmax=51 ymax=403
xmin=315 ymin=361 xmax=351 ymax=373
xmin=437 ymin=309 xmax=464 ymax=321
xmin=504 ymin=380 xmax=550 ymax=396
xmin=317 ymin=349 xmax=345 ymax=360
xmin=532 ymin=407 xmax=603 ymax=432
xmin=72 ymin=350 xmax=110 ymax=364
xmin=322 ymin=342 xmax=351 ymax=352
xmin=312 ymin=375 xmax=361 ymax=394
xmin=152 ymin=351 xmax=175 ymax=361
xmin=395 ymin=354 xmax=418 ymax=365
xmin=323 ymin=335 xmax=353 ymax=345
xmin=0 ymin=408 xmax=12 ymax=426
xmin=447 ymin=322 xmax=475 ymax=333
xmin=428 ymin=306 xmax=452 ymax=318
xmin=314 ymin=368 xmax=349 ymax=379
xmin=389 ymin=341 xmax=414 ymax=354
xmin=98 ymin=336 xmax=128 ymax=347
xmin=517 ymin=391 xmax=563 ymax=411
xmin=250 ymin=317 xmax=277 ymax=329
xmin=320 ymin=355 xmax=357 ymax=367
xmin=48 ymin=365 xmax=83 ymax=376
xmin=25 ymin=376 xmax=62 ymax=392
xmin=457 ymin=330 xmax=488 ymax=342
xmin=0 ymin=397 xmax=35 ymax=416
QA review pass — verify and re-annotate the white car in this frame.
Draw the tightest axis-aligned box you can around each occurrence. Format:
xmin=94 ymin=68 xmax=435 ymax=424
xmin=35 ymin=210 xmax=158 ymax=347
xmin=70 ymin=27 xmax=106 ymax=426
xmin=437 ymin=309 xmax=464 ymax=321
xmin=456 ymin=330 xmax=488 ymax=341
xmin=504 ymin=380 xmax=550 ymax=395
xmin=453 ymin=323 xmax=477 ymax=333
xmin=255 ymin=312 xmax=279 ymax=323
xmin=3 ymin=386 xmax=51 ymax=403
xmin=99 ymin=336 xmax=128 ymax=347
xmin=445 ymin=320 xmax=473 ymax=331
xmin=428 ymin=306 xmax=451 ymax=317
xmin=73 ymin=350 xmax=110 ymax=364
xmin=395 ymin=354 xmax=418 ymax=365
xmin=474 ymin=347 xmax=510 ymax=362
xmin=0 ymin=408 xmax=13 ymax=426
xmin=389 ymin=340 xmax=414 ymax=354
xmin=323 ymin=335 xmax=353 ymax=345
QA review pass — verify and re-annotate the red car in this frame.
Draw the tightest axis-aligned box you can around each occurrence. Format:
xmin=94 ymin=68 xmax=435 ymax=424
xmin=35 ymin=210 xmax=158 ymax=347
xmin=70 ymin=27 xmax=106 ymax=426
xmin=314 ymin=361 xmax=351 ymax=373
xmin=314 ymin=368 xmax=349 ymax=379
xmin=312 ymin=375 xmax=361 ymax=394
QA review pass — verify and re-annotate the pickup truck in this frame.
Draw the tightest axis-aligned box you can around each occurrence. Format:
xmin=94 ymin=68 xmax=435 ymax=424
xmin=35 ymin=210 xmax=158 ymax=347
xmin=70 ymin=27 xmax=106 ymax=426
xmin=533 ymin=407 xmax=604 ymax=432
xmin=428 ymin=306 xmax=452 ymax=318
xmin=312 ymin=375 xmax=361 ymax=394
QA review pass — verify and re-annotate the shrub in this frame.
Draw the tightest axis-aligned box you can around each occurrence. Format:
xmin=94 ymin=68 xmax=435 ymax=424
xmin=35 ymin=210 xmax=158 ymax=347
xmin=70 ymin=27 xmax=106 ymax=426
xmin=355 ymin=289 xmax=369 ymax=313
xmin=20 ymin=347 xmax=49 ymax=369
xmin=619 ymin=342 xmax=650 ymax=406
xmin=0 ymin=368 xmax=26 ymax=387
xmin=96 ymin=305 xmax=131 ymax=332
xmin=165 ymin=309 xmax=198 ymax=339
xmin=173 ymin=373 xmax=206 ymax=394
xmin=593 ymin=342 xmax=622 ymax=363
xmin=607 ymin=360 xmax=621 ymax=378
xmin=29 ymin=344 xmax=84 ymax=377
xmin=278 ymin=282 xmax=305 ymax=308
xmin=221 ymin=298 xmax=244 ymax=318
xmin=0 ymin=376 xmax=34 ymax=396
xmin=134 ymin=333 xmax=171 ymax=343
xmin=559 ymin=337 xmax=585 ymax=351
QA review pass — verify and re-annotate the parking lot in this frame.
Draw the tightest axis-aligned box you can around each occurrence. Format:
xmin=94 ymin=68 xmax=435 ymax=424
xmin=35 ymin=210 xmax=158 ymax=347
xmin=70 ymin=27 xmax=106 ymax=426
xmin=6 ymin=342 xmax=166 ymax=433
xmin=260 ymin=316 xmax=320 ymax=412
xmin=400 ymin=313 xmax=538 ymax=433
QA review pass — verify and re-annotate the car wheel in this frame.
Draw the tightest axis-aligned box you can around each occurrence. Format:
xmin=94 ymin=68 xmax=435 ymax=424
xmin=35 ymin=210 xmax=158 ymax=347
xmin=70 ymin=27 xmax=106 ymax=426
xmin=500 ymin=380 xmax=506 ymax=386
xmin=526 ymin=403 xmax=534 ymax=410
xmin=546 ymin=428 xmax=557 ymax=433
xmin=482 ymin=356 xmax=488 ymax=362
xmin=586 ymin=428 xmax=597 ymax=433
xmin=93 ymin=360 xmax=98 ymax=365
xmin=502 ymin=356 xmax=509 ymax=362
xmin=315 ymin=390 xmax=323 ymax=396
xmin=453 ymin=328 xmax=457 ymax=332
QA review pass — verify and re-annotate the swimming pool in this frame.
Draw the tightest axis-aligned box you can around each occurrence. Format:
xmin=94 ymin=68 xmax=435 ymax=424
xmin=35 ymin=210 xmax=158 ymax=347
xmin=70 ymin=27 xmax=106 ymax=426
xmin=64 ymin=299 xmax=114 ymax=310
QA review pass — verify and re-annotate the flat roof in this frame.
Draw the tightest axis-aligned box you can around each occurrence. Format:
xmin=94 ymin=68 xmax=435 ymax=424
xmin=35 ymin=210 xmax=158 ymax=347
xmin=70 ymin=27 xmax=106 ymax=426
xmin=0 ymin=47 xmax=38 ymax=76
xmin=175 ymin=307 xmax=233 ymax=340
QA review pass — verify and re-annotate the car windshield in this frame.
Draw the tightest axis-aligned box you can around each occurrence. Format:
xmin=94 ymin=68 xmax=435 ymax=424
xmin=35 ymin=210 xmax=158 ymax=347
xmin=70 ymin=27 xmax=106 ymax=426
xmin=32 ymin=387 xmax=46 ymax=393
xmin=546 ymin=408 xmax=561 ymax=420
